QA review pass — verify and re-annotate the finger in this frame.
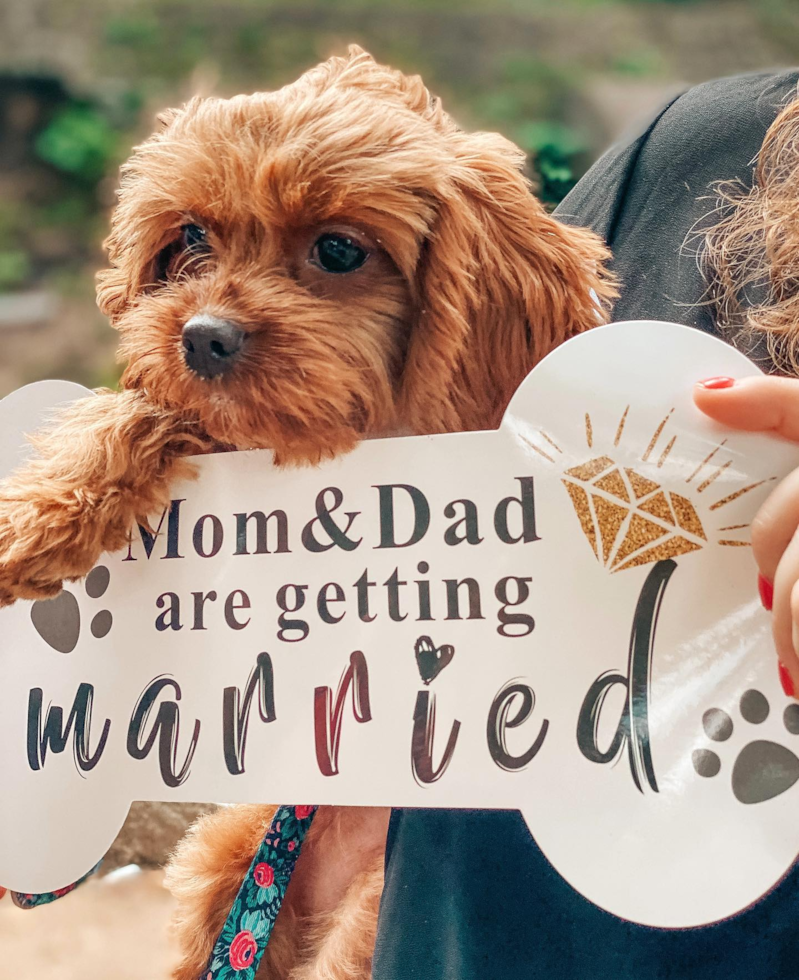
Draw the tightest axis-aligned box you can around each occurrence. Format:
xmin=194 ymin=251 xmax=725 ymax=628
xmin=694 ymin=376 xmax=799 ymax=442
xmin=750 ymin=466 xmax=799 ymax=583
xmin=770 ymin=531 xmax=799 ymax=695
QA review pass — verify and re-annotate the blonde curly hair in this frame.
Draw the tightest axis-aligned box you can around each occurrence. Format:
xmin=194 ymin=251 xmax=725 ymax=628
xmin=702 ymin=86 xmax=799 ymax=375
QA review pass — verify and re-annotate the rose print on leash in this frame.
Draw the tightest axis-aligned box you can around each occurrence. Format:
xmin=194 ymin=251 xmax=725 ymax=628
xmin=1 ymin=321 xmax=798 ymax=929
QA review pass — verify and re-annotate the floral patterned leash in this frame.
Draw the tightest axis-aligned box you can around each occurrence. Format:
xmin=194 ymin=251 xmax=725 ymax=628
xmin=201 ymin=804 xmax=318 ymax=980
xmin=8 ymin=658 xmax=435 ymax=954
xmin=7 ymin=803 xmax=317 ymax=980
xmin=7 ymin=862 xmax=101 ymax=909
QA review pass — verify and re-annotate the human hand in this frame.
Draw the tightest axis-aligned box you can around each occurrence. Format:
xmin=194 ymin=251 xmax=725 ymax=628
xmin=694 ymin=375 xmax=799 ymax=699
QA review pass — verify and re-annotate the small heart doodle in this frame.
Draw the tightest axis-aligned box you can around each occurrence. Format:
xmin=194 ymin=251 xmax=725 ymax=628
xmin=414 ymin=635 xmax=455 ymax=685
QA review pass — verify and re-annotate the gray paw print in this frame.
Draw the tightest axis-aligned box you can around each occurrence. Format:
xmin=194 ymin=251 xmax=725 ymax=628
xmin=692 ymin=689 xmax=799 ymax=804
xmin=30 ymin=565 xmax=113 ymax=653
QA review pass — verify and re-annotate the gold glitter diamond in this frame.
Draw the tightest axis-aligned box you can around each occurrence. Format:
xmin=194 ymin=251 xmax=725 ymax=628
xmin=638 ymin=491 xmax=674 ymax=525
xmin=625 ymin=469 xmax=660 ymax=499
xmin=592 ymin=495 xmax=627 ymax=562
xmin=566 ymin=457 xmax=614 ymax=482
xmin=669 ymin=493 xmax=706 ymax=540
xmin=594 ymin=469 xmax=630 ymax=502
xmin=563 ymin=458 xmax=707 ymax=573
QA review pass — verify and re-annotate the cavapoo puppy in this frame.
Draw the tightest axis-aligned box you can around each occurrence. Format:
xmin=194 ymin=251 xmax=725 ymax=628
xmin=0 ymin=47 xmax=614 ymax=979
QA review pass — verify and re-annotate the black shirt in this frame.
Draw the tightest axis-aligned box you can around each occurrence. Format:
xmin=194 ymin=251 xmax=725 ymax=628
xmin=372 ymin=69 xmax=799 ymax=980
xmin=559 ymin=69 xmax=798 ymax=345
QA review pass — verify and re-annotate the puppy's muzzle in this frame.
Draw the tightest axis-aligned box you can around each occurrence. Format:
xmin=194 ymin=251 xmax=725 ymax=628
xmin=182 ymin=314 xmax=246 ymax=380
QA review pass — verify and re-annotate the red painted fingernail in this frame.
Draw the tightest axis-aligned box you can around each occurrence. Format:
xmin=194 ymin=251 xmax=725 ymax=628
xmin=780 ymin=662 xmax=796 ymax=698
xmin=697 ymin=377 xmax=736 ymax=389
xmin=758 ymin=574 xmax=774 ymax=611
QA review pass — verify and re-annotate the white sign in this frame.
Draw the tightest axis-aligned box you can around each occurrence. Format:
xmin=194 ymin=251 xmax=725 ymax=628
xmin=1 ymin=321 xmax=798 ymax=928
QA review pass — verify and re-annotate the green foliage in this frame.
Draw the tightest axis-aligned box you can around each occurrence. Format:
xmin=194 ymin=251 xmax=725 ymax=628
xmin=516 ymin=120 xmax=586 ymax=158
xmin=514 ymin=120 xmax=588 ymax=206
xmin=88 ymin=361 xmax=125 ymax=391
xmin=34 ymin=104 xmax=120 ymax=184
xmin=0 ymin=251 xmax=32 ymax=292
xmin=32 ymin=195 xmax=92 ymax=229
xmin=612 ymin=48 xmax=664 ymax=76
xmin=457 ymin=52 xmax=586 ymax=205
xmin=0 ymin=202 xmax=26 ymax=242
xmin=105 ymin=15 xmax=161 ymax=46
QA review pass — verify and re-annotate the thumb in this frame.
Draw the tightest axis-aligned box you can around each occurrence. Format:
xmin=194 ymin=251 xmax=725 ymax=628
xmin=694 ymin=375 xmax=799 ymax=443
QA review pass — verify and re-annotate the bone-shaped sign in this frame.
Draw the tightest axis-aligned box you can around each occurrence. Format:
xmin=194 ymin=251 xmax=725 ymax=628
xmin=2 ymin=321 xmax=798 ymax=928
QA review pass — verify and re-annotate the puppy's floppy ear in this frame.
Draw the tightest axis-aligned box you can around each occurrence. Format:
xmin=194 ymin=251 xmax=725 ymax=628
xmin=400 ymin=130 xmax=615 ymax=434
xmin=96 ymin=102 xmax=189 ymax=322
xmin=96 ymin=259 xmax=131 ymax=322
xmin=96 ymin=216 xmax=161 ymax=322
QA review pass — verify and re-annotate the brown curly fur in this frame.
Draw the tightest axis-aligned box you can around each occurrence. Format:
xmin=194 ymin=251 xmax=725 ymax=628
xmin=0 ymin=47 xmax=616 ymax=980
xmin=166 ymin=805 xmax=388 ymax=980
xmin=0 ymin=391 xmax=212 ymax=603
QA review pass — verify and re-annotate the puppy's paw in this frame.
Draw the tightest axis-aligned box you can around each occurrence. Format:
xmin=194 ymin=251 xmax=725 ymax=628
xmin=0 ymin=501 xmax=98 ymax=608
xmin=0 ymin=574 xmax=64 ymax=607
xmin=0 ymin=542 xmax=67 ymax=606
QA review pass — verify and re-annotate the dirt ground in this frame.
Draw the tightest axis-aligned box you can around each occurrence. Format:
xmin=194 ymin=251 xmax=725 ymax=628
xmin=0 ymin=869 xmax=180 ymax=980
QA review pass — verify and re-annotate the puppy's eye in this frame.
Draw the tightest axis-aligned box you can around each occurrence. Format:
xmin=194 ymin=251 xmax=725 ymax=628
xmin=312 ymin=233 xmax=368 ymax=274
xmin=152 ymin=223 xmax=212 ymax=286
xmin=181 ymin=223 xmax=209 ymax=252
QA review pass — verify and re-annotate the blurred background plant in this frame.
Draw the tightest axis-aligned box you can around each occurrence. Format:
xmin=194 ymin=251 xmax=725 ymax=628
xmin=0 ymin=0 xmax=798 ymax=394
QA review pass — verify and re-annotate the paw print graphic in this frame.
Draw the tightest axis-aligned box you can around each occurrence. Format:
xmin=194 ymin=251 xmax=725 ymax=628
xmin=692 ymin=689 xmax=799 ymax=804
xmin=30 ymin=565 xmax=113 ymax=653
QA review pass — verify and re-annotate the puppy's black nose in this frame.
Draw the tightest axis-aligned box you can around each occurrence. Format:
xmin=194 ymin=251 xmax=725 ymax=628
xmin=182 ymin=314 xmax=246 ymax=379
